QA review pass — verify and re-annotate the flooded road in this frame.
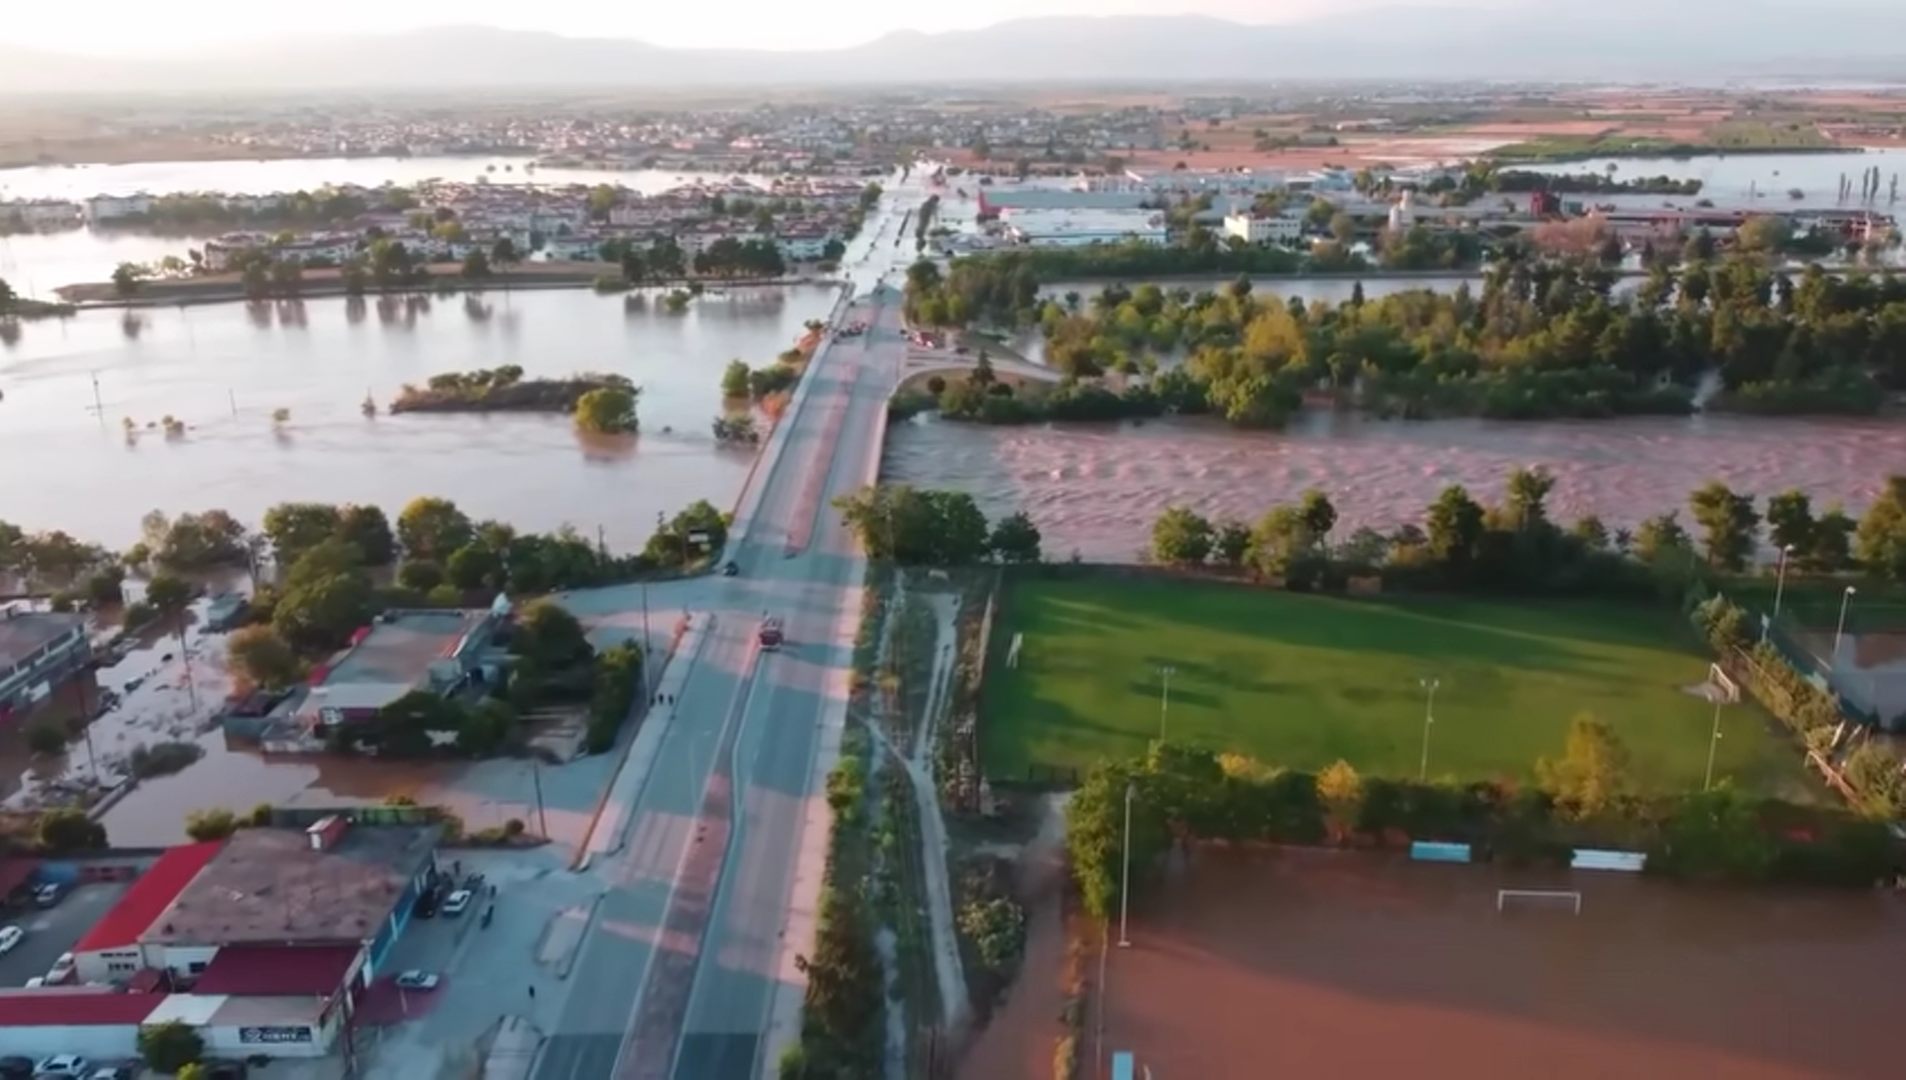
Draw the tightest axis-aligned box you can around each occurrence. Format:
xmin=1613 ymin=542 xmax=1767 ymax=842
xmin=0 ymin=284 xmax=835 ymax=551
xmin=884 ymin=410 xmax=1906 ymax=562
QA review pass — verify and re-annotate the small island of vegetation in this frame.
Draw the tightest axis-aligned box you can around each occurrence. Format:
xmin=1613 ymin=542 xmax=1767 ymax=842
xmin=390 ymin=366 xmax=639 ymax=431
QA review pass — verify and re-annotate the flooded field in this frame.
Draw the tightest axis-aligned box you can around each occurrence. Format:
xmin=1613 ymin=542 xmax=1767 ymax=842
xmin=884 ymin=410 xmax=1906 ymax=562
xmin=0 ymin=284 xmax=835 ymax=551
xmin=1061 ymin=847 xmax=1905 ymax=1079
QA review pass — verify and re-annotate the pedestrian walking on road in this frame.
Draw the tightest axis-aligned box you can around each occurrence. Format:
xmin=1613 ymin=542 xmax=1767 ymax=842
xmin=528 ymin=985 xmax=537 ymax=1001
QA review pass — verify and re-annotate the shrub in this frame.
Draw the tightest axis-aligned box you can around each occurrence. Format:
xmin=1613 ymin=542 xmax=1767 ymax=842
xmin=128 ymin=740 xmax=204 ymax=779
xmin=139 ymin=1019 xmax=205 ymax=1073
xmin=24 ymin=719 xmax=67 ymax=757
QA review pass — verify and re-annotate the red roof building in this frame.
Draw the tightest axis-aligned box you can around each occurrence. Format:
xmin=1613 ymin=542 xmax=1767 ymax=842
xmin=0 ymin=991 xmax=165 ymax=1027
xmin=192 ymin=944 xmax=361 ymax=997
xmin=73 ymin=841 xmax=224 ymax=977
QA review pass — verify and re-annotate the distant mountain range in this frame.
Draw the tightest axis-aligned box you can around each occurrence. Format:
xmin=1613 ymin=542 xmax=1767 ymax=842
xmin=6 ymin=7 xmax=1906 ymax=94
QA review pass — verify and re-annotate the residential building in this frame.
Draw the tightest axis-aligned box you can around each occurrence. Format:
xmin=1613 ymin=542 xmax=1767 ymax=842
xmin=0 ymin=609 xmax=91 ymax=727
xmin=1222 ymin=212 xmax=1303 ymax=246
xmin=0 ymin=198 xmax=81 ymax=228
xmin=82 ymin=193 xmax=155 ymax=224
xmin=298 ymin=607 xmax=503 ymax=730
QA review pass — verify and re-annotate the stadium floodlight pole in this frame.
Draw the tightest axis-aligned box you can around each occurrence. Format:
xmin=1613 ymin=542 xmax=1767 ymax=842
xmin=1765 ymin=543 xmax=1795 ymax=643
xmin=1118 ymin=781 xmax=1135 ymax=949
xmin=1418 ymin=677 xmax=1439 ymax=781
xmin=1704 ymin=697 xmax=1724 ymax=792
xmin=1833 ymin=585 xmax=1858 ymax=667
xmin=1157 ymin=665 xmax=1177 ymax=742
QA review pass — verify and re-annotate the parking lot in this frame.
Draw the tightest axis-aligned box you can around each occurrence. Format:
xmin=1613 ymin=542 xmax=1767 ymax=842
xmin=0 ymin=881 xmax=127 ymax=987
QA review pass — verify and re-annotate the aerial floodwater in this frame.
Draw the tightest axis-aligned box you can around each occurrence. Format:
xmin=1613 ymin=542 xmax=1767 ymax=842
xmin=884 ymin=409 xmax=1906 ymax=562
xmin=0 ymin=156 xmax=778 ymax=296
xmin=1525 ymin=147 xmax=1906 ymax=206
xmin=0 ymin=283 xmax=836 ymax=550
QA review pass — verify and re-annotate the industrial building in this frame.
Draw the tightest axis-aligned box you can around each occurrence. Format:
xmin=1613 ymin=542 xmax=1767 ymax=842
xmin=0 ymin=609 xmax=92 ymax=728
xmin=1000 ymin=207 xmax=1169 ymax=248
xmin=2 ymin=817 xmax=443 ymax=1061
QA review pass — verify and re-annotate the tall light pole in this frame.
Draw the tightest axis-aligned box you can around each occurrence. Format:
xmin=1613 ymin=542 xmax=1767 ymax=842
xmin=1418 ymin=677 xmax=1439 ymax=782
xmin=1765 ymin=543 xmax=1795 ymax=643
xmin=1118 ymin=781 xmax=1135 ymax=949
xmin=1703 ymin=697 xmax=1724 ymax=792
xmin=1833 ymin=585 xmax=1858 ymax=667
xmin=1157 ymin=665 xmax=1177 ymax=742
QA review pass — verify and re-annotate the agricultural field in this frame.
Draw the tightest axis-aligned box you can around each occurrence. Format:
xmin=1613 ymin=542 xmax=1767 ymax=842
xmin=982 ymin=575 xmax=1816 ymax=799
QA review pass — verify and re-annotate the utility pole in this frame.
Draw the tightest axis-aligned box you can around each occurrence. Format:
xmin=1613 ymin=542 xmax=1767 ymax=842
xmin=530 ymin=759 xmax=550 ymax=839
xmin=1704 ymin=697 xmax=1724 ymax=792
xmin=1156 ymin=665 xmax=1176 ymax=741
xmin=1765 ymin=543 xmax=1794 ymax=643
xmin=1118 ymin=781 xmax=1134 ymax=949
xmin=1418 ymin=677 xmax=1439 ymax=781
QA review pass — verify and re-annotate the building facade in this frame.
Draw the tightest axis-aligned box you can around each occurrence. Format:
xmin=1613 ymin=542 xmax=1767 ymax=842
xmin=0 ymin=610 xmax=91 ymax=727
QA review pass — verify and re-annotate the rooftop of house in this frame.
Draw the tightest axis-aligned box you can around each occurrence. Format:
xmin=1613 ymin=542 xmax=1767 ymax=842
xmin=0 ymin=609 xmax=85 ymax=666
xmin=308 ymin=609 xmax=494 ymax=714
xmin=139 ymin=824 xmax=438 ymax=949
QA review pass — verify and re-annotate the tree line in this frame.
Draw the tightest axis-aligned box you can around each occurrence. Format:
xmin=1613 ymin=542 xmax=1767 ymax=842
xmin=910 ymin=253 xmax=1906 ymax=425
xmin=1144 ymin=468 xmax=1906 ymax=594
xmin=832 ymin=485 xmax=1041 ymax=565
xmin=1066 ymin=737 xmax=1900 ymax=926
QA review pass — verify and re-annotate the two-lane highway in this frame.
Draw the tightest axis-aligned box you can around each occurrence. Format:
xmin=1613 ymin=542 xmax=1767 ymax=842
xmin=536 ymin=172 xmax=924 ymax=1080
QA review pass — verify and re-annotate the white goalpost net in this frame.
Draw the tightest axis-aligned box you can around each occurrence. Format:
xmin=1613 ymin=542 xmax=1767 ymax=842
xmin=1703 ymin=662 xmax=1742 ymax=705
xmin=1006 ymin=631 xmax=1024 ymax=669
xmin=1497 ymin=888 xmax=1583 ymax=915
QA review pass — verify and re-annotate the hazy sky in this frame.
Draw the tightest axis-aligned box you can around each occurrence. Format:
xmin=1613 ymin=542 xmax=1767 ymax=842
xmin=5 ymin=0 xmax=1496 ymax=54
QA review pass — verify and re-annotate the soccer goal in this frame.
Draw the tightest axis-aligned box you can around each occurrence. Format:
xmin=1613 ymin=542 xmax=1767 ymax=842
xmin=1497 ymin=888 xmax=1583 ymax=915
xmin=1703 ymin=662 xmax=1741 ymax=704
xmin=1006 ymin=631 xmax=1024 ymax=669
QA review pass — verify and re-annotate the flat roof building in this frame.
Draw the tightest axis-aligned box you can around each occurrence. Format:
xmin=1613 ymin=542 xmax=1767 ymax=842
xmin=0 ymin=608 xmax=90 ymax=725
xmin=1002 ymin=208 xmax=1168 ymax=248
xmin=301 ymin=607 xmax=500 ymax=726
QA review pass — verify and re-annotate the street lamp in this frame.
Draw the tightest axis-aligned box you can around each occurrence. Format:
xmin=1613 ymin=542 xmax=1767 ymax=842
xmin=1418 ymin=677 xmax=1439 ymax=782
xmin=1765 ymin=543 xmax=1795 ymax=643
xmin=1833 ymin=585 xmax=1858 ymax=667
xmin=1157 ymin=665 xmax=1177 ymax=742
xmin=1703 ymin=696 xmax=1725 ymax=792
xmin=1118 ymin=781 xmax=1135 ymax=949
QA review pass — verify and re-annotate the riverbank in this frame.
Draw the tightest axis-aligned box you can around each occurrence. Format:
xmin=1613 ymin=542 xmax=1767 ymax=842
xmin=52 ymin=263 xmax=832 ymax=307
xmin=388 ymin=370 xmax=631 ymax=416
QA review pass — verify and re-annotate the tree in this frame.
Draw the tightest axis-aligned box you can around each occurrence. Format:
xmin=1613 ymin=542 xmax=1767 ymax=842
xmin=184 ymin=808 xmax=239 ymax=842
xmin=491 ymin=236 xmax=519 ymax=268
xmin=832 ymin=485 xmax=986 ymax=565
xmin=721 ymin=359 xmax=752 ymax=398
xmin=1425 ymin=485 xmax=1485 ymax=569
xmin=1808 ymin=506 xmax=1856 ymax=573
xmin=512 ymin=600 xmax=595 ymax=673
xmin=111 ymin=262 xmax=146 ymax=298
xmin=262 ymin=502 xmax=342 ymax=565
xmin=1503 ymin=466 xmax=1555 ymax=533
xmin=1764 ymin=489 xmax=1815 ymax=555
xmin=460 ymin=248 xmax=492 ymax=279
xmin=574 ymin=387 xmax=639 ymax=435
xmin=228 ymin=625 xmax=300 ymax=689
xmin=37 ymin=807 xmax=106 ymax=852
xmin=25 ymin=720 xmax=66 ymax=756
xmin=1650 ymin=784 xmax=1774 ymax=882
xmin=447 ymin=543 xmax=504 ymax=591
xmin=1633 ymin=511 xmax=1691 ymax=563
xmin=988 ymin=511 xmax=1043 ymax=564
xmin=144 ymin=573 xmax=194 ymax=626
xmin=1535 ymin=714 xmax=1631 ymax=820
xmin=1315 ymin=759 xmax=1364 ymax=840
xmin=272 ymin=540 xmax=374 ymax=649
xmin=147 ymin=510 xmax=248 ymax=569
xmin=1855 ymin=476 xmax=1906 ymax=581
xmin=1212 ymin=520 xmax=1252 ymax=569
xmin=1150 ymin=506 xmax=1213 ymax=565
xmin=178 ymin=1065 xmax=208 ymax=1080
xmin=398 ymin=497 xmax=474 ymax=562
xmin=645 ymin=500 xmax=730 ymax=566
xmin=140 ymin=1019 xmax=205 ymax=1073
xmin=337 ymin=504 xmax=396 ymax=566
xmin=1688 ymin=480 xmax=1760 ymax=572
xmin=1065 ymin=762 xmax=1167 ymax=919
xmin=398 ymin=560 xmax=444 ymax=592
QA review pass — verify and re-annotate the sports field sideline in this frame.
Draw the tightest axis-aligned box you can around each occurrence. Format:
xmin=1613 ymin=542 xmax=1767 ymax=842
xmin=982 ymin=575 xmax=1816 ymax=798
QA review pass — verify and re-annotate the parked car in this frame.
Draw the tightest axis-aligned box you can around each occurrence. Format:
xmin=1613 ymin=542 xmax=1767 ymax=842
xmin=32 ymin=882 xmax=64 ymax=908
xmin=440 ymin=889 xmax=473 ymax=917
xmin=197 ymin=1062 xmax=247 ymax=1080
xmin=33 ymin=1056 xmax=90 ymax=1077
xmin=0 ymin=1055 xmax=32 ymax=1080
xmin=24 ymin=977 xmax=45 ymax=989
xmin=0 ymin=925 xmax=22 ymax=954
xmin=45 ymin=952 xmax=76 ymax=984
xmin=84 ymin=1067 xmax=132 ymax=1080
xmin=394 ymin=970 xmax=440 ymax=991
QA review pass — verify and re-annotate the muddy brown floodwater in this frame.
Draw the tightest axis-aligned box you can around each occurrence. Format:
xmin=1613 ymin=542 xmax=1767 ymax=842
xmin=885 ymin=410 xmax=1906 ymax=562
xmin=1050 ymin=846 xmax=1906 ymax=1080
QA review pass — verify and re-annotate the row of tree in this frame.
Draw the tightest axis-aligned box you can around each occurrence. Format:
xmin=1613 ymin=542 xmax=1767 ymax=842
xmin=1145 ymin=468 xmax=1906 ymax=590
xmin=832 ymin=485 xmax=1041 ymax=565
xmin=1066 ymin=738 xmax=1899 ymax=923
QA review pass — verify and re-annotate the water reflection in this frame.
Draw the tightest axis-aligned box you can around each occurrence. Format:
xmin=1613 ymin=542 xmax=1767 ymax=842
xmin=0 ymin=285 xmax=834 ymax=551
